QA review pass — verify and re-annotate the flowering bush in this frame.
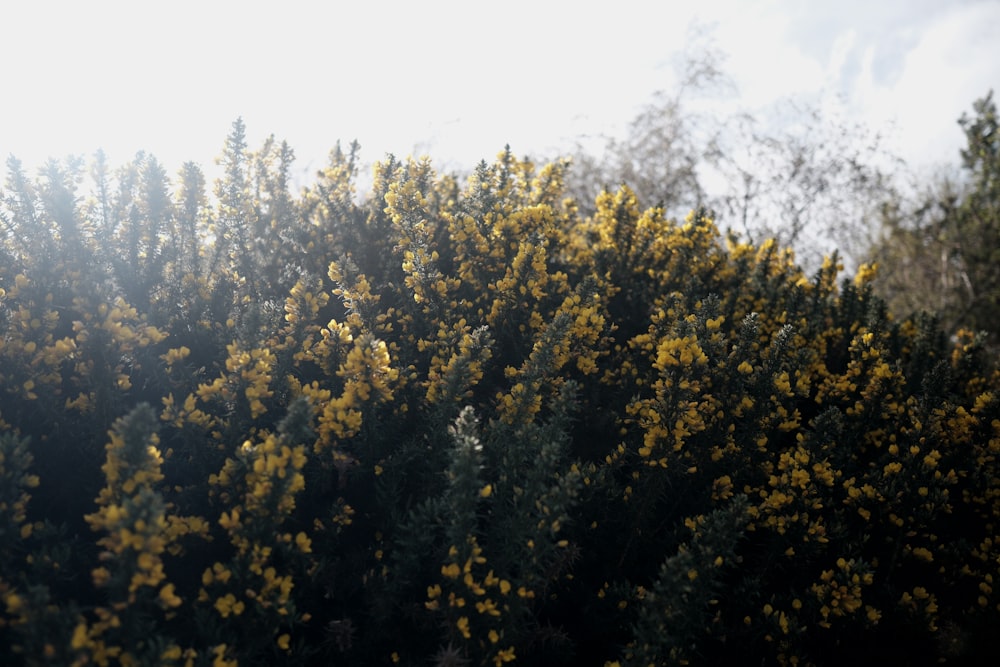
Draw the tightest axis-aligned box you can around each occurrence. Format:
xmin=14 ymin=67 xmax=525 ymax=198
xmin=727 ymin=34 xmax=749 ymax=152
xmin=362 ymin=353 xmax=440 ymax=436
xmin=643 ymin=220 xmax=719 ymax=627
xmin=2 ymin=124 xmax=999 ymax=666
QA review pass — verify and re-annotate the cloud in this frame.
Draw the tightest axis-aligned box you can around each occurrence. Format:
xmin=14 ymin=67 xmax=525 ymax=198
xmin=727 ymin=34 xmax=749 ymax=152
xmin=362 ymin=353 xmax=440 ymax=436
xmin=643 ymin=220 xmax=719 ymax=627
xmin=846 ymin=1 xmax=1000 ymax=168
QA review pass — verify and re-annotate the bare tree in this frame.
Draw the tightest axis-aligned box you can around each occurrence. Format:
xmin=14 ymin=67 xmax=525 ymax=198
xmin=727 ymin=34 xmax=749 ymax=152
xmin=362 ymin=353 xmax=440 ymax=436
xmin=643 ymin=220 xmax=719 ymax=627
xmin=563 ymin=25 xmax=902 ymax=272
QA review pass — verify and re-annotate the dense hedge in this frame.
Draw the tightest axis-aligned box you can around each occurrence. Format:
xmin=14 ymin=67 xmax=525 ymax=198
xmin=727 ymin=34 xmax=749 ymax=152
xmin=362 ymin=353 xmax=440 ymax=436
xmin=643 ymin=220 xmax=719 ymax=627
xmin=2 ymin=126 xmax=1000 ymax=666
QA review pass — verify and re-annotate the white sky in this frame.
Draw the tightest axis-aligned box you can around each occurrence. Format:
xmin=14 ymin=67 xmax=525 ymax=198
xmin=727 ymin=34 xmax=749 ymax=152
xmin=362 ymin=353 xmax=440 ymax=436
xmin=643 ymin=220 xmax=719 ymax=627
xmin=1 ymin=0 xmax=998 ymax=183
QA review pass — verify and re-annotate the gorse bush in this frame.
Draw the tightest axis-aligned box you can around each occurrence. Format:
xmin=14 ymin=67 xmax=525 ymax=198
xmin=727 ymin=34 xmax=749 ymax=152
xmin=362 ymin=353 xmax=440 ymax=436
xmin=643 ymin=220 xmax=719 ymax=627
xmin=2 ymin=120 xmax=1000 ymax=666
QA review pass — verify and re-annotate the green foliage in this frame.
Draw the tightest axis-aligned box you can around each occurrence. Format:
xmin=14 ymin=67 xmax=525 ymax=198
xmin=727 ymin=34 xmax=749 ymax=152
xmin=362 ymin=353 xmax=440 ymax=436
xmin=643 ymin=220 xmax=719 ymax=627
xmin=1 ymin=124 xmax=1000 ymax=666
xmin=872 ymin=91 xmax=1000 ymax=346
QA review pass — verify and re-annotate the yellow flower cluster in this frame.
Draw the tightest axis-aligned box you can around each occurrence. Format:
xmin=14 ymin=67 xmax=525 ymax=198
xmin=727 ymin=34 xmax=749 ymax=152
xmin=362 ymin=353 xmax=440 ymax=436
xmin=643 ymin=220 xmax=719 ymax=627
xmin=0 ymin=272 xmax=165 ymax=416
xmin=293 ymin=329 xmax=399 ymax=452
xmin=199 ymin=400 xmax=313 ymax=653
xmin=423 ymin=317 xmax=494 ymax=405
xmin=75 ymin=405 xmax=204 ymax=664
xmin=0 ymin=433 xmax=39 ymax=539
xmin=427 ymin=537 xmax=520 ymax=664
xmin=283 ymin=278 xmax=330 ymax=326
xmin=809 ymin=557 xmax=876 ymax=628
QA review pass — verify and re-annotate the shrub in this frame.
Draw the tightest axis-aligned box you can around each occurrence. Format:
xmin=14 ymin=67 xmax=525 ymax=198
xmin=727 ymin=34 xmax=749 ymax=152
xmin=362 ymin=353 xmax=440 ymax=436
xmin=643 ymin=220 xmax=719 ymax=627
xmin=2 ymin=128 xmax=999 ymax=666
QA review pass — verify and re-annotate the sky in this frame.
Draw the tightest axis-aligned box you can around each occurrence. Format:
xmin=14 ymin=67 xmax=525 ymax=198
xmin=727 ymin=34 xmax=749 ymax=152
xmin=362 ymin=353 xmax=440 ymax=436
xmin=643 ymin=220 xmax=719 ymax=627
xmin=1 ymin=0 xmax=998 ymax=185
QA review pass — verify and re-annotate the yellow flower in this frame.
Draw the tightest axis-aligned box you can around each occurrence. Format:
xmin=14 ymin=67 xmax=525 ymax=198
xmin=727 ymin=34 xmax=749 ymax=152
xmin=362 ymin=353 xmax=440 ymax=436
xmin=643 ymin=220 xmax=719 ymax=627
xmin=161 ymin=645 xmax=183 ymax=661
xmin=214 ymin=593 xmax=245 ymax=618
xmin=161 ymin=346 xmax=191 ymax=366
xmin=853 ymin=262 xmax=878 ymax=286
xmin=706 ymin=315 xmax=724 ymax=330
xmin=159 ymin=583 xmax=182 ymax=608
xmin=212 ymin=644 xmax=236 ymax=667
xmin=212 ymin=562 xmax=232 ymax=583
xmin=219 ymin=509 xmax=240 ymax=530
xmin=494 ymin=646 xmax=516 ymax=665
xmin=4 ymin=591 xmax=24 ymax=615
xmin=457 ymin=615 xmax=471 ymax=639
xmin=137 ymin=552 xmax=156 ymax=571
xmin=476 ymin=598 xmax=501 ymax=616
xmin=778 ymin=611 xmax=789 ymax=634
xmin=92 ymin=566 xmax=111 ymax=587
xmin=70 ymin=626 xmax=92 ymax=653
xmin=277 ymin=633 xmax=291 ymax=650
